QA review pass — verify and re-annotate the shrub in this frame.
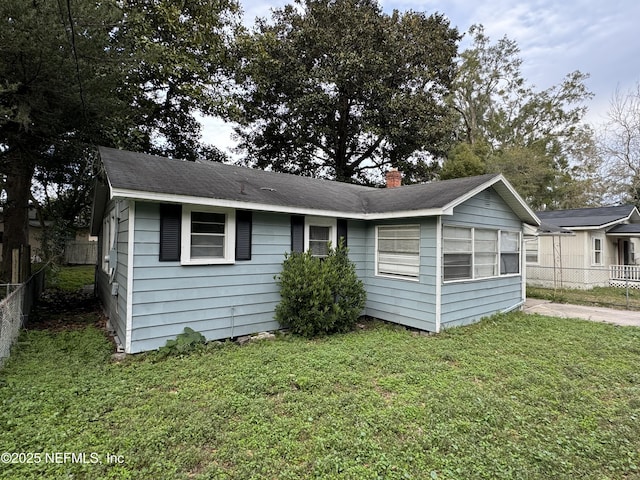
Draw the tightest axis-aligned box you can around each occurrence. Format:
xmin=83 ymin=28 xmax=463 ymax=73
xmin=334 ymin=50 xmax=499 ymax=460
xmin=275 ymin=242 xmax=366 ymax=337
xmin=157 ymin=327 xmax=206 ymax=357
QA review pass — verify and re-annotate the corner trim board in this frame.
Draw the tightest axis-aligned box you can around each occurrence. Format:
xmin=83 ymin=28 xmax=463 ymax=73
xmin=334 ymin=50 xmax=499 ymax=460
xmin=125 ymin=200 xmax=135 ymax=353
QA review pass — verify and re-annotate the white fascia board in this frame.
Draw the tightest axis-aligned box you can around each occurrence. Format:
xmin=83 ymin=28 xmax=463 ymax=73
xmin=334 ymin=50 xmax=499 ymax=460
xmin=567 ymin=221 xmax=625 ymax=231
xmin=362 ymin=208 xmax=446 ymax=220
xmin=110 ymin=187 xmax=445 ymax=220
xmin=606 ymin=231 xmax=640 ymax=237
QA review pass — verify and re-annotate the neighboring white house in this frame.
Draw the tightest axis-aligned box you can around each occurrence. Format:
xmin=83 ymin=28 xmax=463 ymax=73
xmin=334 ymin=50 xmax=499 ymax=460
xmin=526 ymin=205 xmax=640 ymax=289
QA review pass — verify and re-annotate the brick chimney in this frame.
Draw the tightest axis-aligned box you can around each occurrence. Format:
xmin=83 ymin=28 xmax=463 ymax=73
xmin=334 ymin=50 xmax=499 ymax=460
xmin=386 ymin=168 xmax=402 ymax=188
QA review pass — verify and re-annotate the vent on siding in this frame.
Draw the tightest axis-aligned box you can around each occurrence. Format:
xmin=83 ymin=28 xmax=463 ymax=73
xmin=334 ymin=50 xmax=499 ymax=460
xmin=484 ymin=190 xmax=491 ymax=207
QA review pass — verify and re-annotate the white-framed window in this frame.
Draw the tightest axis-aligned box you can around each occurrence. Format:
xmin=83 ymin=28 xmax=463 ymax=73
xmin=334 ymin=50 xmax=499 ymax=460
xmin=525 ymin=236 xmax=539 ymax=264
xmin=475 ymin=229 xmax=498 ymax=278
xmin=305 ymin=217 xmax=337 ymax=258
xmin=102 ymin=209 xmax=116 ymax=273
xmin=443 ymin=226 xmax=472 ymax=281
xmin=443 ymin=225 xmax=521 ymax=281
xmin=376 ymin=224 xmax=420 ymax=280
xmin=592 ymin=235 xmax=604 ymax=265
xmin=181 ymin=206 xmax=235 ymax=265
xmin=500 ymin=231 xmax=521 ymax=274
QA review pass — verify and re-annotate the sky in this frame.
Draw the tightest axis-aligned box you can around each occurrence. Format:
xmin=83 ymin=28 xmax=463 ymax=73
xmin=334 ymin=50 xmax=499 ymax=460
xmin=202 ymin=0 xmax=640 ymax=155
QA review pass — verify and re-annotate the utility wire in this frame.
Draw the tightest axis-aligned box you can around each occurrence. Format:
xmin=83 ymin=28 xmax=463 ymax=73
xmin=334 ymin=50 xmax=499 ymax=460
xmin=57 ymin=0 xmax=88 ymax=121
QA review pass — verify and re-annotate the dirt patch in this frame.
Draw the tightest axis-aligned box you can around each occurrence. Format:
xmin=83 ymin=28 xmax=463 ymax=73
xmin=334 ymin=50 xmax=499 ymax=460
xmin=28 ymin=289 xmax=106 ymax=332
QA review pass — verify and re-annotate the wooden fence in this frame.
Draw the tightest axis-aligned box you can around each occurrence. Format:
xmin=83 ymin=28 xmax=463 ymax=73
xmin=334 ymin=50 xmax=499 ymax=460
xmin=64 ymin=241 xmax=98 ymax=265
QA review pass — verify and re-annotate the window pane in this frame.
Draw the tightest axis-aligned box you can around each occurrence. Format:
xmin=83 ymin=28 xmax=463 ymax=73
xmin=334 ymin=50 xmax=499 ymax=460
xmin=444 ymin=226 xmax=472 ymax=254
xmin=309 ymin=225 xmax=330 ymax=241
xmin=192 ymin=212 xmax=225 ymax=223
xmin=444 ymin=226 xmax=471 ymax=240
xmin=444 ymin=254 xmax=472 ymax=280
xmin=500 ymin=253 xmax=520 ymax=274
xmin=309 ymin=225 xmax=331 ymax=257
xmin=377 ymin=225 xmax=420 ymax=278
xmin=474 ymin=229 xmax=497 ymax=278
xmin=500 ymin=231 xmax=520 ymax=274
xmin=190 ymin=211 xmax=226 ymax=259
xmin=310 ymin=240 xmax=329 ymax=257
xmin=500 ymin=231 xmax=519 ymax=252
xmin=191 ymin=234 xmax=224 ymax=247
xmin=525 ymin=237 xmax=539 ymax=263
xmin=378 ymin=238 xmax=420 ymax=254
xmin=191 ymin=246 xmax=224 ymax=258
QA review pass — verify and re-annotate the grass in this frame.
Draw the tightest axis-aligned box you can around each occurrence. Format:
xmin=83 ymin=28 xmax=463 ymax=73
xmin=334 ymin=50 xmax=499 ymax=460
xmin=1 ymin=311 xmax=639 ymax=479
xmin=44 ymin=264 xmax=95 ymax=292
xmin=527 ymin=285 xmax=640 ymax=310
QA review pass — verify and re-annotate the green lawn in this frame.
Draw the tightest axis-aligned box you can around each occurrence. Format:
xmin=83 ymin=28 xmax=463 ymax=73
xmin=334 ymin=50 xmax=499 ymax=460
xmin=1 ymin=312 xmax=639 ymax=479
xmin=44 ymin=264 xmax=95 ymax=292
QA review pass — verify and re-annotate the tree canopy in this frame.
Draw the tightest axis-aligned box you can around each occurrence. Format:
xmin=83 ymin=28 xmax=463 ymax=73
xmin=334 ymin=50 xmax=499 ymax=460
xmin=443 ymin=25 xmax=599 ymax=210
xmin=0 ymin=0 xmax=241 ymax=280
xmin=597 ymin=82 xmax=640 ymax=207
xmin=229 ymin=0 xmax=460 ymax=184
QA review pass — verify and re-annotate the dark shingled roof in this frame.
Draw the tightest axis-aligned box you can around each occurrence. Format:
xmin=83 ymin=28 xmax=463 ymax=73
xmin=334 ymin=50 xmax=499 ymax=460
xmin=99 ymin=146 xmax=505 ymax=215
xmin=536 ymin=205 xmax=637 ymax=229
xmin=608 ymin=223 xmax=640 ymax=234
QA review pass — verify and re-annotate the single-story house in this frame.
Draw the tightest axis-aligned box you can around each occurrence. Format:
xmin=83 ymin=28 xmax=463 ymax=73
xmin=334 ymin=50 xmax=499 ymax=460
xmin=526 ymin=205 xmax=640 ymax=289
xmin=91 ymin=147 xmax=540 ymax=353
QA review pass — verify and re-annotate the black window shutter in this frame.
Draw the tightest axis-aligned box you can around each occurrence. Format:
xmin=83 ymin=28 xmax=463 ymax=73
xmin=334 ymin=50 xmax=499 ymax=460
xmin=235 ymin=210 xmax=252 ymax=261
xmin=291 ymin=215 xmax=304 ymax=252
xmin=159 ymin=204 xmax=182 ymax=261
xmin=337 ymin=218 xmax=348 ymax=247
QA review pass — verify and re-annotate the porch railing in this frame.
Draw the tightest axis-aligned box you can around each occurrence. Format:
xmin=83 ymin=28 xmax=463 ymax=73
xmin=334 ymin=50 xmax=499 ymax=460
xmin=610 ymin=265 xmax=640 ymax=282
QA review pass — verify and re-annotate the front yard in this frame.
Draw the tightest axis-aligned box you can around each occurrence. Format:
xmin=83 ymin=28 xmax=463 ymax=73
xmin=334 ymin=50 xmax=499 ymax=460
xmin=1 ymin=306 xmax=639 ymax=479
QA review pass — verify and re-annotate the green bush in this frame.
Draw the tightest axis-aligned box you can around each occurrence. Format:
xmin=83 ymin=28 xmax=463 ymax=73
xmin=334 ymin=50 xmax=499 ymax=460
xmin=157 ymin=327 xmax=206 ymax=357
xmin=275 ymin=242 xmax=366 ymax=337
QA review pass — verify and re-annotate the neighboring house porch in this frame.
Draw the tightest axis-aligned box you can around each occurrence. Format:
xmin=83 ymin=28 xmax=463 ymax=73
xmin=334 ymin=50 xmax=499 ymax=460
xmin=526 ymin=206 xmax=640 ymax=289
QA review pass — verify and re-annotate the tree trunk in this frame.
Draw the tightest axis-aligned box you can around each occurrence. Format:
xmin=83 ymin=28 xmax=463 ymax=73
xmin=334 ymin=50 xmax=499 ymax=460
xmin=1 ymin=154 xmax=34 ymax=282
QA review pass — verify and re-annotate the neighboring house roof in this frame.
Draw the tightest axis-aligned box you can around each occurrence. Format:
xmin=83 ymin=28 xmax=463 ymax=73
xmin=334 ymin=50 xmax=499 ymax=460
xmin=93 ymin=146 xmax=539 ymax=233
xmin=536 ymin=205 xmax=640 ymax=230
xmin=536 ymin=221 xmax=575 ymax=236
xmin=607 ymin=223 xmax=640 ymax=236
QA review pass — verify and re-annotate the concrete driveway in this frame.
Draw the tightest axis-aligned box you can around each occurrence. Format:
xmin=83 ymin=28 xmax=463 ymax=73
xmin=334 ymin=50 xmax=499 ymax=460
xmin=524 ymin=298 xmax=640 ymax=327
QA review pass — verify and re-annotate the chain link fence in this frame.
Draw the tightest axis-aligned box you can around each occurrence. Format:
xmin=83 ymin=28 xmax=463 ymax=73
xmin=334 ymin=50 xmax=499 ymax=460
xmin=527 ymin=265 xmax=612 ymax=290
xmin=0 ymin=268 xmax=46 ymax=368
xmin=527 ymin=264 xmax=640 ymax=310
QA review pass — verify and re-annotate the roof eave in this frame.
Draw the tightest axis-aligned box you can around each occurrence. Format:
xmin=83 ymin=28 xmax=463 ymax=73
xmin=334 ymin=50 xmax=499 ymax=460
xmin=110 ymin=187 xmax=447 ymax=220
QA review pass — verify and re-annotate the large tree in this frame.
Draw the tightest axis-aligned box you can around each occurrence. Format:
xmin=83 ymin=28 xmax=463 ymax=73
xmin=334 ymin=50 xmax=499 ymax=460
xmin=230 ymin=0 xmax=460 ymax=184
xmin=443 ymin=25 xmax=598 ymax=209
xmin=0 ymin=0 xmax=240 ymax=280
xmin=0 ymin=0 xmax=123 ymax=279
xmin=598 ymin=82 xmax=640 ymax=207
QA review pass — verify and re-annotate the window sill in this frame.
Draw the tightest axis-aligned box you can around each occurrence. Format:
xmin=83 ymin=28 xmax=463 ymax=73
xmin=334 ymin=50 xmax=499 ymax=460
xmin=180 ymin=258 xmax=235 ymax=266
xmin=443 ymin=273 xmax=521 ymax=284
xmin=375 ymin=272 xmax=420 ymax=282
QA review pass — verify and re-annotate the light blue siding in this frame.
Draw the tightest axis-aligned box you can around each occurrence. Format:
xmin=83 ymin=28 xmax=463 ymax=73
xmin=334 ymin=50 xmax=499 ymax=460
xmin=128 ymin=203 xmax=288 ymax=353
xmin=441 ymin=187 xmax=525 ymax=329
xmin=96 ymin=200 xmax=129 ymax=348
xmin=96 ymin=183 xmax=528 ymax=353
xmin=360 ymin=218 xmax=438 ymax=331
